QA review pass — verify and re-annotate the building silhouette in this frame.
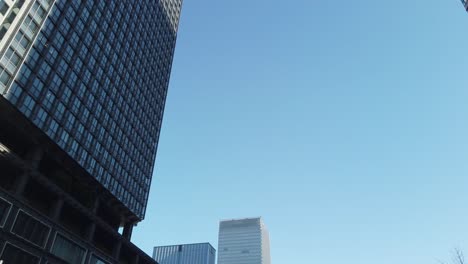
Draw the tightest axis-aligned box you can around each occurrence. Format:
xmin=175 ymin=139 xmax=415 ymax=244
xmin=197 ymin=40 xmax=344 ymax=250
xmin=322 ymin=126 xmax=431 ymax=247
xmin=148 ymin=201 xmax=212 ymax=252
xmin=218 ymin=217 xmax=271 ymax=264
xmin=0 ymin=0 xmax=182 ymax=263
xmin=153 ymin=243 xmax=216 ymax=264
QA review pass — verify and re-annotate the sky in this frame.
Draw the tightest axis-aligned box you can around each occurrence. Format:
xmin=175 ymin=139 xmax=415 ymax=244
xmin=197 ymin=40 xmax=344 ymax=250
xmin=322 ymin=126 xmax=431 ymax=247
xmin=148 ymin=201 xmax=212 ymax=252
xmin=133 ymin=1 xmax=468 ymax=263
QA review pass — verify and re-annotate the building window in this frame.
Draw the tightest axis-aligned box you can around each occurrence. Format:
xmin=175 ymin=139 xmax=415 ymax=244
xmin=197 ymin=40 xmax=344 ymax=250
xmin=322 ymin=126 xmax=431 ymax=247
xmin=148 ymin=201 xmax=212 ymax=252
xmin=0 ymin=243 xmax=39 ymax=264
xmin=3 ymin=47 xmax=21 ymax=69
xmin=19 ymin=95 xmax=35 ymax=117
xmin=43 ymin=92 xmax=56 ymax=110
xmin=30 ymin=78 xmax=44 ymax=99
xmin=0 ymin=197 xmax=11 ymax=227
xmin=47 ymin=119 xmax=59 ymax=137
xmin=90 ymin=254 xmax=108 ymax=264
xmin=33 ymin=107 xmax=48 ymax=128
xmin=11 ymin=31 xmax=30 ymax=56
xmin=23 ymin=15 xmax=39 ymax=35
xmin=51 ymin=233 xmax=86 ymax=264
xmin=11 ymin=211 xmax=51 ymax=248
xmin=5 ymin=83 xmax=22 ymax=104
xmin=0 ymin=1 xmax=9 ymax=16
xmin=0 ymin=70 xmax=11 ymax=89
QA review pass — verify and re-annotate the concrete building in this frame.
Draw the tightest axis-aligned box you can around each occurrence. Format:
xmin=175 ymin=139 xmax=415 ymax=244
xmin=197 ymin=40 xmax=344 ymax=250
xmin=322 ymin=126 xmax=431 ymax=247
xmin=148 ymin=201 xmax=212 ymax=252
xmin=153 ymin=243 xmax=216 ymax=264
xmin=218 ymin=217 xmax=271 ymax=264
xmin=0 ymin=0 xmax=182 ymax=263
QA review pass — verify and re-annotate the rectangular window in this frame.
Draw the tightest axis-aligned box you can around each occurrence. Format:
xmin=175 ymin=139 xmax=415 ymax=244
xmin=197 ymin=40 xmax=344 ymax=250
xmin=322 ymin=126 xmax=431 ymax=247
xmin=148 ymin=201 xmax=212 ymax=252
xmin=51 ymin=233 xmax=86 ymax=264
xmin=37 ymin=62 xmax=51 ymax=81
xmin=11 ymin=211 xmax=50 ymax=248
xmin=0 ymin=197 xmax=12 ymax=227
xmin=55 ymin=102 xmax=65 ymax=120
xmin=30 ymin=78 xmax=44 ymax=99
xmin=5 ymin=83 xmax=22 ymax=104
xmin=18 ymin=34 xmax=30 ymax=49
xmin=3 ymin=47 xmax=21 ymax=70
xmin=0 ymin=69 xmax=11 ymax=88
xmin=0 ymin=243 xmax=39 ymax=264
xmin=24 ymin=15 xmax=39 ymax=34
xmin=47 ymin=119 xmax=59 ymax=137
xmin=43 ymin=92 xmax=55 ymax=110
xmin=30 ymin=2 xmax=46 ymax=23
xmin=0 ymin=1 xmax=9 ymax=15
xmin=34 ymin=108 xmax=47 ymax=128
xmin=19 ymin=95 xmax=35 ymax=117
xmin=90 ymin=254 xmax=108 ymax=264
xmin=17 ymin=64 xmax=31 ymax=85
xmin=13 ymin=32 xmax=31 ymax=55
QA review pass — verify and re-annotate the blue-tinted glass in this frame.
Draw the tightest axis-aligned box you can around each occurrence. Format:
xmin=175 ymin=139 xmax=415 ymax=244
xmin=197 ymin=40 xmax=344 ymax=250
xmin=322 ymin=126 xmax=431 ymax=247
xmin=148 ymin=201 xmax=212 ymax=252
xmin=0 ymin=0 xmax=182 ymax=220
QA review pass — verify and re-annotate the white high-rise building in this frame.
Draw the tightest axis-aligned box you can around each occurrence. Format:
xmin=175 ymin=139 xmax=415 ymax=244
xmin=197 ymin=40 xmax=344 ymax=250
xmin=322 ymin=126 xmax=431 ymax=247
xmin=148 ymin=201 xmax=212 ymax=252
xmin=217 ymin=217 xmax=271 ymax=264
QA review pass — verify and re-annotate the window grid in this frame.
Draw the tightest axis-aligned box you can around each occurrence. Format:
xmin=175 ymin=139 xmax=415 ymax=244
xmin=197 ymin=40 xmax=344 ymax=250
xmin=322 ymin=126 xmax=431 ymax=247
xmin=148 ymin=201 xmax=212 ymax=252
xmin=1 ymin=0 xmax=183 ymax=218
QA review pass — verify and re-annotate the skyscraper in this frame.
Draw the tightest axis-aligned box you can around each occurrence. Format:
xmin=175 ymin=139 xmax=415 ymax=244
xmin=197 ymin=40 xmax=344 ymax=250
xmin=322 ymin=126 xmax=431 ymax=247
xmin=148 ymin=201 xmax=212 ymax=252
xmin=0 ymin=0 xmax=182 ymax=263
xmin=218 ymin=217 xmax=271 ymax=264
xmin=462 ymin=0 xmax=468 ymax=11
xmin=153 ymin=243 xmax=216 ymax=264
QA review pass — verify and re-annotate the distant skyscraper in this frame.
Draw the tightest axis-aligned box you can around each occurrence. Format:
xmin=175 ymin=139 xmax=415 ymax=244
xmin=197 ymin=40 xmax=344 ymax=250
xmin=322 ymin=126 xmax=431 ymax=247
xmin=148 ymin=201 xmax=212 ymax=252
xmin=218 ymin=217 xmax=271 ymax=264
xmin=462 ymin=0 xmax=468 ymax=11
xmin=0 ymin=0 xmax=182 ymax=263
xmin=153 ymin=243 xmax=216 ymax=264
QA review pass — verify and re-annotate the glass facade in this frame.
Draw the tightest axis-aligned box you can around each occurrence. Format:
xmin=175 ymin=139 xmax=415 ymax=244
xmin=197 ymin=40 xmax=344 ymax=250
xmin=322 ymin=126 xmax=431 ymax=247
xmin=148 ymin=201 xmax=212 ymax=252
xmin=153 ymin=243 xmax=216 ymax=264
xmin=0 ymin=0 xmax=183 ymax=219
xmin=218 ymin=217 xmax=271 ymax=264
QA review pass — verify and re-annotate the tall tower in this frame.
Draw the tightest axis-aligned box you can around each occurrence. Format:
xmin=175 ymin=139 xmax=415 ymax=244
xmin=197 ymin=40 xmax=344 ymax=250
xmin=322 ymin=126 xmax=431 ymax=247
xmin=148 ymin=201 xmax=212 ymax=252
xmin=153 ymin=243 xmax=216 ymax=264
xmin=218 ymin=217 xmax=271 ymax=264
xmin=462 ymin=0 xmax=468 ymax=12
xmin=0 ymin=0 xmax=182 ymax=263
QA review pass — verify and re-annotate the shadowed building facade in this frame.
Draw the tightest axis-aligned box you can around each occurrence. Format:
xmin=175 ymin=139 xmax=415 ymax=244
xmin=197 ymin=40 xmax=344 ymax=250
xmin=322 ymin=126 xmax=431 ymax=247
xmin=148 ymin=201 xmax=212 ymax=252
xmin=218 ymin=217 xmax=271 ymax=264
xmin=0 ymin=0 xmax=182 ymax=263
xmin=153 ymin=243 xmax=216 ymax=264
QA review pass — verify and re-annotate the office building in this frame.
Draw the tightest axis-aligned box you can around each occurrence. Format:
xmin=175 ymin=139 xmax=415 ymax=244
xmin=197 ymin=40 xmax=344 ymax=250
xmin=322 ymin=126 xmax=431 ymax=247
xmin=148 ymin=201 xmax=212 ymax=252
xmin=218 ymin=217 xmax=271 ymax=264
xmin=462 ymin=0 xmax=468 ymax=11
xmin=0 ymin=0 xmax=182 ymax=263
xmin=153 ymin=243 xmax=216 ymax=264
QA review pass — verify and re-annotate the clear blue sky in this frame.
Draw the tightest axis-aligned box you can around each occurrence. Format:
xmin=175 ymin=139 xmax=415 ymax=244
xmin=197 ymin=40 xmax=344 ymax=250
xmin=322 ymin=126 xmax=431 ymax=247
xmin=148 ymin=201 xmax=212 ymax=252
xmin=133 ymin=1 xmax=468 ymax=263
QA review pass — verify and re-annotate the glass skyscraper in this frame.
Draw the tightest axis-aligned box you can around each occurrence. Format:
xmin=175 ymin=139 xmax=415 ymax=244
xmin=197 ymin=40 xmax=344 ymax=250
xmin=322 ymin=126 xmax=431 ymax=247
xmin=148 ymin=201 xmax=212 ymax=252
xmin=153 ymin=243 xmax=216 ymax=264
xmin=218 ymin=217 xmax=271 ymax=264
xmin=0 ymin=0 xmax=182 ymax=263
xmin=1 ymin=0 xmax=182 ymax=220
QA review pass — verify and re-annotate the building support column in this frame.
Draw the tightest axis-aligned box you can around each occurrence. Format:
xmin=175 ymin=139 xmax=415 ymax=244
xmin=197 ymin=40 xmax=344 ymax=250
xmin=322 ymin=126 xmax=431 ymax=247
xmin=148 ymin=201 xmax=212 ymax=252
xmin=122 ymin=221 xmax=134 ymax=240
xmin=49 ymin=197 xmax=64 ymax=220
xmin=112 ymin=239 xmax=122 ymax=260
xmin=85 ymin=222 xmax=96 ymax=242
xmin=25 ymin=145 xmax=44 ymax=169
xmin=15 ymin=145 xmax=43 ymax=196
xmin=14 ymin=172 xmax=30 ymax=196
xmin=92 ymin=194 xmax=100 ymax=214
xmin=132 ymin=254 xmax=140 ymax=264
